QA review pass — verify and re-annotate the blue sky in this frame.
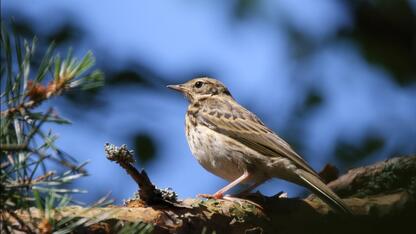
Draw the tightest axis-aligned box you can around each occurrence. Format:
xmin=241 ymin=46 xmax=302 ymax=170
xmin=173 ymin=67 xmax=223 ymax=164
xmin=4 ymin=0 xmax=416 ymax=203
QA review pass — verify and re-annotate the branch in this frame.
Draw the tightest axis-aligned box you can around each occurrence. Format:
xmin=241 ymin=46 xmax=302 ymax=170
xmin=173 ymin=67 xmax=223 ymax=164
xmin=5 ymin=155 xmax=416 ymax=234
xmin=101 ymin=146 xmax=415 ymax=233
xmin=1 ymin=100 xmax=38 ymax=117
xmin=328 ymin=156 xmax=416 ymax=197
xmin=104 ymin=143 xmax=183 ymax=207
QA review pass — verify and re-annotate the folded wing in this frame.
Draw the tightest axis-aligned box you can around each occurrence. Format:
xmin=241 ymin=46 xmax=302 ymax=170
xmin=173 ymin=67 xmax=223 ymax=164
xmin=197 ymin=98 xmax=319 ymax=178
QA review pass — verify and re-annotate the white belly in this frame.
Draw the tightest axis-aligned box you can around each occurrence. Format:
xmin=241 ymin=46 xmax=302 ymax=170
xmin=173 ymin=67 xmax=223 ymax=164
xmin=186 ymin=124 xmax=250 ymax=182
xmin=185 ymin=120 xmax=301 ymax=187
xmin=184 ymin=120 xmax=276 ymax=184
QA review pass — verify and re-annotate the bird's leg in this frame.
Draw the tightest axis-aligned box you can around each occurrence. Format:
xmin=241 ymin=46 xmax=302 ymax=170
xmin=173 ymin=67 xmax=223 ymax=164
xmin=235 ymin=179 xmax=267 ymax=197
xmin=198 ymin=171 xmax=250 ymax=199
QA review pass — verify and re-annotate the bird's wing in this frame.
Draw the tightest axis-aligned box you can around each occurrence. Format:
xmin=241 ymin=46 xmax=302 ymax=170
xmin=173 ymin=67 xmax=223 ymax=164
xmin=197 ymin=98 xmax=319 ymax=177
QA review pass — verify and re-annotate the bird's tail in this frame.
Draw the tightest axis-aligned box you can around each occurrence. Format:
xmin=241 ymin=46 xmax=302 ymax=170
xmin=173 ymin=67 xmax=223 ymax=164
xmin=296 ymin=169 xmax=352 ymax=214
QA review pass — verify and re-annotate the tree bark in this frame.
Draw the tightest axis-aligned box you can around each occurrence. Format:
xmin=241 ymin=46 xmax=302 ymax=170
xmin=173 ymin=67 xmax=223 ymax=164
xmin=5 ymin=156 xmax=416 ymax=234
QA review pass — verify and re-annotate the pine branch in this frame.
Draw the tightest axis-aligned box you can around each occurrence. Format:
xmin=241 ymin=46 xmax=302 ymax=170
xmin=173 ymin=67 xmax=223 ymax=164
xmin=1 ymin=22 xmax=104 ymax=233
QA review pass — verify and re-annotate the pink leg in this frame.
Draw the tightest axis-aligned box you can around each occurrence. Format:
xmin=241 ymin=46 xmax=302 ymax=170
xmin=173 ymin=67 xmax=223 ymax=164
xmin=199 ymin=171 xmax=251 ymax=199
xmin=236 ymin=179 xmax=267 ymax=197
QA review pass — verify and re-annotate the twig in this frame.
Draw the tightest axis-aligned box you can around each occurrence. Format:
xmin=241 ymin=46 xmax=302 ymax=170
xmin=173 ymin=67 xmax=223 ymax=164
xmin=0 ymin=144 xmax=29 ymax=152
xmin=0 ymin=101 xmax=37 ymax=117
xmin=1 ymin=78 xmax=69 ymax=118
xmin=1 ymin=108 xmax=53 ymax=153
xmin=24 ymin=108 xmax=54 ymax=145
xmin=2 ymin=210 xmax=35 ymax=234
xmin=105 ymin=143 xmax=155 ymax=201
xmin=104 ymin=143 xmax=181 ymax=206
xmin=9 ymin=171 xmax=55 ymax=188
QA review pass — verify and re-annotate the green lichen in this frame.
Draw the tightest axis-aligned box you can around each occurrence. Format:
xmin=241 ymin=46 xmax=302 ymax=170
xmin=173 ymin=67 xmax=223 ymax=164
xmin=354 ymin=158 xmax=416 ymax=198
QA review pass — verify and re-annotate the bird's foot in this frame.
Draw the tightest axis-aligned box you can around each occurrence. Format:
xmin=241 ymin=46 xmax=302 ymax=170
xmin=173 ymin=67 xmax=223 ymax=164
xmin=197 ymin=192 xmax=224 ymax=199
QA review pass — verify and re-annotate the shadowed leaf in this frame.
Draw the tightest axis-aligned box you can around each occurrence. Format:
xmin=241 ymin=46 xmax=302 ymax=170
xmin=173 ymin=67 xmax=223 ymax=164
xmin=133 ymin=133 xmax=157 ymax=165
xmin=335 ymin=135 xmax=385 ymax=164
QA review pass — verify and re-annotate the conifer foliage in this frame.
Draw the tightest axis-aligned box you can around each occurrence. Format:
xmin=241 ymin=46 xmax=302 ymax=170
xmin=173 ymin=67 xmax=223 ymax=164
xmin=0 ymin=22 xmax=104 ymax=233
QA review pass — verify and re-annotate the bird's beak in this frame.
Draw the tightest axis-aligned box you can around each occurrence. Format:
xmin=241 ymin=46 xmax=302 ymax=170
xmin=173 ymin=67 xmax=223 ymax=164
xmin=167 ymin=84 xmax=186 ymax=93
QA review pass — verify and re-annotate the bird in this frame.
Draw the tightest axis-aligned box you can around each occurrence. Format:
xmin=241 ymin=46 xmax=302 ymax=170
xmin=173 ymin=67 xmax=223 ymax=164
xmin=167 ymin=77 xmax=351 ymax=214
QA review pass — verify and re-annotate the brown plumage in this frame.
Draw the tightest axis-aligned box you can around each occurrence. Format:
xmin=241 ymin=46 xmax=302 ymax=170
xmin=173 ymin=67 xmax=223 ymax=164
xmin=168 ymin=77 xmax=351 ymax=214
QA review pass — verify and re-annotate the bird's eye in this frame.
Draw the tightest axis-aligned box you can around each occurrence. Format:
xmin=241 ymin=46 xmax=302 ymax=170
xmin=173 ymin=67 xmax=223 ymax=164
xmin=194 ymin=81 xmax=203 ymax=88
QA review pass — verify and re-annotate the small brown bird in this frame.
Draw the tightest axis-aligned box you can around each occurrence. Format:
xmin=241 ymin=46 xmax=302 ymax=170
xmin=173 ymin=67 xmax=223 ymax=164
xmin=168 ymin=77 xmax=351 ymax=214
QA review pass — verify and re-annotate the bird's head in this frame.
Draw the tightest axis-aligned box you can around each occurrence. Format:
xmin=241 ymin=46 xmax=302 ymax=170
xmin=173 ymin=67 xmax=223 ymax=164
xmin=167 ymin=77 xmax=232 ymax=103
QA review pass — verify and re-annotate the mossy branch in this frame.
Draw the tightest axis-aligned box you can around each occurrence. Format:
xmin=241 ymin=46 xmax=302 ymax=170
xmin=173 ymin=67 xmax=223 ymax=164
xmin=5 ymin=148 xmax=415 ymax=234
